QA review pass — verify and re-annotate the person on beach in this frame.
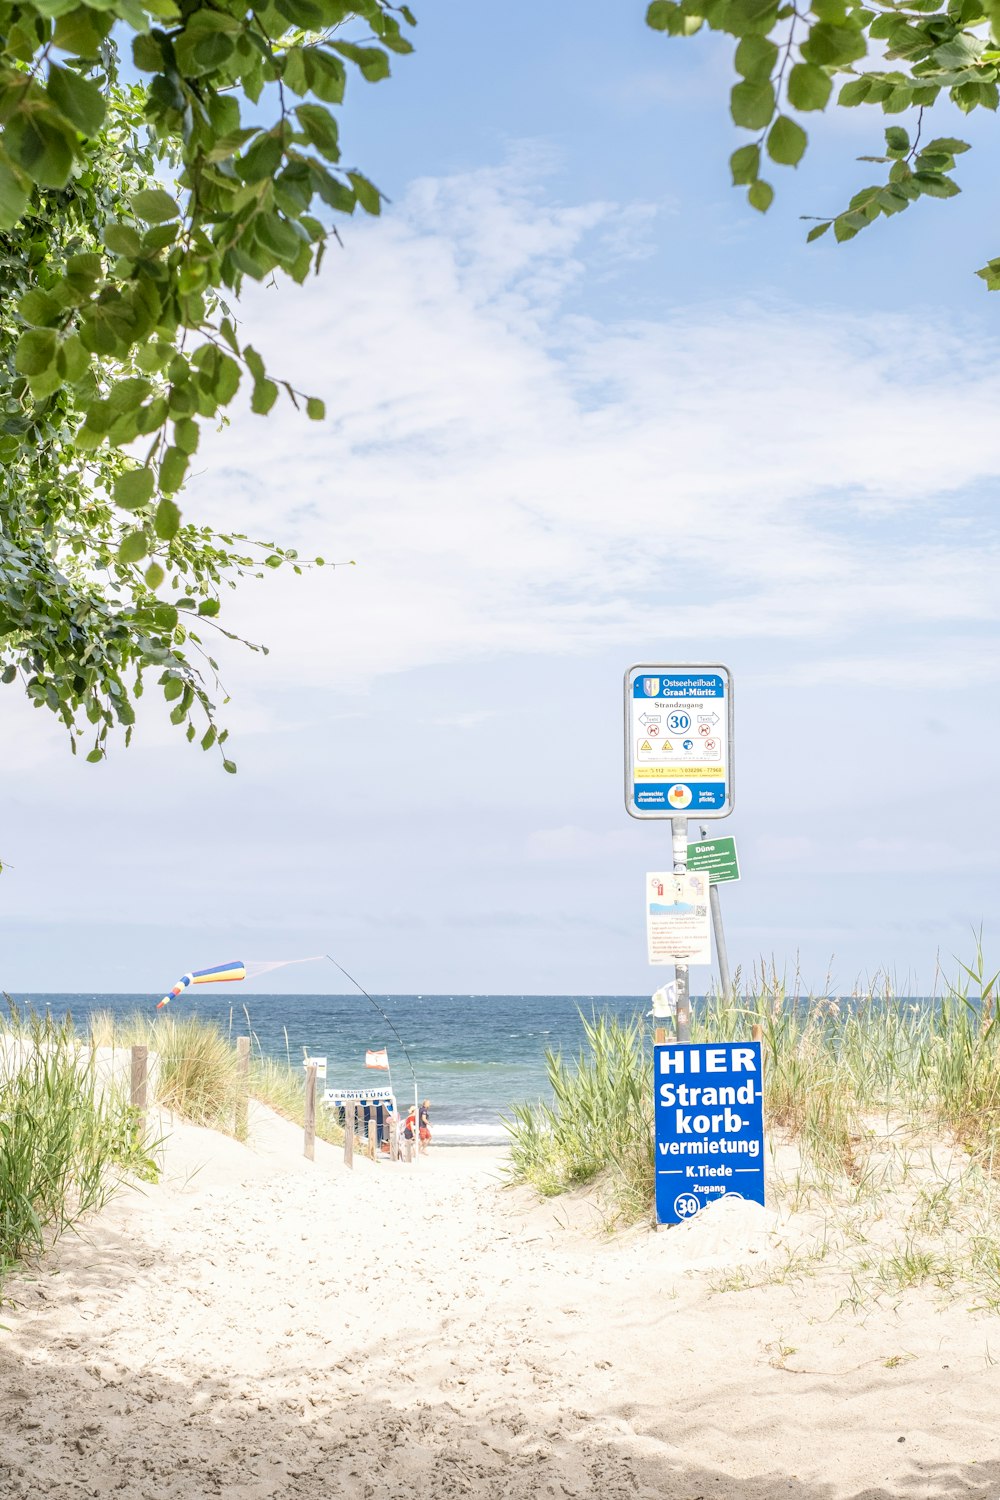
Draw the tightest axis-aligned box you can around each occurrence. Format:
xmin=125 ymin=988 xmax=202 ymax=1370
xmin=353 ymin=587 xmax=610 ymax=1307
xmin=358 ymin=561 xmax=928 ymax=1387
xmin=380 ymin=1097 xmax=395 ymax=1156
xmin=419 ymin=1099 xmax=431 ymax=1153
xmin=403 ymin=1105 xmax=416 ymax=1153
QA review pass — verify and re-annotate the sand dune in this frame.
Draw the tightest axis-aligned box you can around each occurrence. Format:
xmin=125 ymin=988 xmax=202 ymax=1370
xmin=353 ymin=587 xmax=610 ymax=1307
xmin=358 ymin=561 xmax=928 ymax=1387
xmin=2 ymin=1104 xmax=999 ymax=1498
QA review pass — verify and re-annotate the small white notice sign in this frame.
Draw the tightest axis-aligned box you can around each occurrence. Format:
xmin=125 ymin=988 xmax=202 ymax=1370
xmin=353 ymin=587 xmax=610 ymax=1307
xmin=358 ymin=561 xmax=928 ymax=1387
xmin=304 ymin=1056 xmax=328 ymax=1079
xmin=646 ymin=871 xmax=711 ymax=965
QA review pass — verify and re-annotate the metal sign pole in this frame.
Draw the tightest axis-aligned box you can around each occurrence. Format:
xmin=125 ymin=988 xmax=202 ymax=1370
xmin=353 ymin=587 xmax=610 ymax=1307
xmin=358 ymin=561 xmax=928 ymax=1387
xmin=671 ymin=816 xmax=691 ymax=1042
xmin=709 ymin=884 xmax=732 ymax=1002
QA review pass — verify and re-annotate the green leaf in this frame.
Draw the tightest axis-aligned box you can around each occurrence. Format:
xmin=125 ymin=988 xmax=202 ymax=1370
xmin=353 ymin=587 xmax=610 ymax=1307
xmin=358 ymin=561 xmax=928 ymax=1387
xmin=767 ymin=115 xmax=808 ymax=166
xmin=222 ymin=758 xmax=237 ymax=774
xmin=159 ymin=447 xmax=188 ymax=496
xmin=173 ymin=418 xmax=199 ymax=454
xmin=104 ymin=222 xmax=142 ymax=257
xmin=56 ymin=335 xmax=89 ymax=382
xmin=295 ymin=104 xmax=340 ymax=161
xmin=646 ymin=0 xmax=678 ymax=27
xmin=18 ymin=288 xmax=62 ymax=325
xmin=198 ymin=598 xmax=220 ymax=617
xmin=114 ymin=467 xmax=155 ymax=511
xmin=748 ymin=179 xmax=774 ymax=211
xmin=724 ymin=0 xmax=779 ymax=35
xmin=130 ymin=188 xmax=180 ymax=223
xmin=54 ymin=8 xmax=110 ymax=58
xmin=734 ymin=35 xmax=778 ymax=79
xmin=251 ymin=379 xmax=278 ymax=414
xmin=912 ymin=171 xmax=961 ymax=198
xmin=306 ymin=396 xmax=325 ymax=420
xmin=731 ymin=79 xmax=776 ymax=130
xmin=801 ymin=22 xmax=867 ymax=66
xmin=924 ymin=137 xmax=971 ymax=155
xmin=118 ymin=530 xmax=148 ymax=565
xmin=730 ymin=143 xmax=760 ymax=184
xmin=0 ymin=149 xmax=31 ymax=228
xmin=309 ymin=50 xmax=348 ymax=103
xmin=238 ymin=131 xmax=284 ymax=183
xmin=4 ymin=107 xmax=76 ymax=189
xmin=154 ymin=497 xmax=182 ymax=539
xmin=332 ymin=41 xmax=391 ymax=81
xmin=976 ymin=258 xmax=1000 ymax=290
xmin=837 ymin=76 xmax=871 ymax=106
xmin=884 ymin=126 xmax=909 ymax=154
xmin=347 ymin=171 xmax=381 ymax=215
xmin=787 ymin=63 xmax=833 ymax=111
xmin=47 ymin=64 xmax=106 ymax=137
xmin=15 ymin=328 xmax=58 ymax=376
xmin=806 ymin=220 xmax=831 ymax=241
xmin=162 ymin=677 xmax=184 ymax=701
xmin=145 ymin=563 xmax=165 ymax=590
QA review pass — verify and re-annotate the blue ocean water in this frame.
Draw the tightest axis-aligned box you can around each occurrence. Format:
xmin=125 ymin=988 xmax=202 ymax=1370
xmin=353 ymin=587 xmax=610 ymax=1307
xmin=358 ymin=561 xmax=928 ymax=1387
xmin=9 ymin=993 xmax=650 ymax=1144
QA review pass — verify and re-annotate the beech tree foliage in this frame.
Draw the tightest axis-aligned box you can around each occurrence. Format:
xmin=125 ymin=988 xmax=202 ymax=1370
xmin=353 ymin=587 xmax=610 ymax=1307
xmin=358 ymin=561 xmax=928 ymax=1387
xmin=0 ymin=1 xmax=411 ymax=762
xmin=646 ymin=0 xmax=1000 ymax=282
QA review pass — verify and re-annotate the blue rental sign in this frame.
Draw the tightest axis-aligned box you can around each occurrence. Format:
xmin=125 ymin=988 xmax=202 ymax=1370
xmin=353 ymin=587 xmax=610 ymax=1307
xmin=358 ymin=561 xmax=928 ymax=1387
xmin=653 ymin=1041 xmax=765 ymax=1225
xmin=624 ymin=664 xmax=734 ymax=820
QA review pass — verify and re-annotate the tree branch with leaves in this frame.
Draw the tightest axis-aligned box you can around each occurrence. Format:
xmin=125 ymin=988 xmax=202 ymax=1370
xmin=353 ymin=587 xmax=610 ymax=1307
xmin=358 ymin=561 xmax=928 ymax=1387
xmin=646 ymin=0 xmax=998 ymax=279
xmin=1 ymin=0 xmax=410 ymax=764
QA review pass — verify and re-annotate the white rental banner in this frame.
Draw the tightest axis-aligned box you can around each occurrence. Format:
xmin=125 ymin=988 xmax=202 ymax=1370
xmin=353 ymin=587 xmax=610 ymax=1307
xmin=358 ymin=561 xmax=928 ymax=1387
xmin=645 ymin=871 xmax=712 ymax=965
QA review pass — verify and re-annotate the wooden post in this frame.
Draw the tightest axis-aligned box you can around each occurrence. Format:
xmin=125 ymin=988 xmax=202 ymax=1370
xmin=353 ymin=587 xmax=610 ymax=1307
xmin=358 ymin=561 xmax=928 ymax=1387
xmin=389 ymin=1116 xmax=398 ymax=1161
xmin=654 ymin=1027 xmax=667 ymax=1045
xmin=235 ymin=1035 xmax=250 ymax=1139
xmin=344 ymin=1101 xmax=355 ymax=1169
xmin=304 ymin=1061 xmax=317 ymax=1161
xmin=367 ymin=1114 xmax=376 ymax=1160
xmin=130 ymin=1045 xmax=148 ymax=1120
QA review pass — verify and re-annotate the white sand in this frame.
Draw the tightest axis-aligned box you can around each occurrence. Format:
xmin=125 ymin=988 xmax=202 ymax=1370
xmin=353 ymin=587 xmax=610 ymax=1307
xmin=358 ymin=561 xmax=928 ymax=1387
xmin=2 ymin=1105 xmax=1000 ymax=1498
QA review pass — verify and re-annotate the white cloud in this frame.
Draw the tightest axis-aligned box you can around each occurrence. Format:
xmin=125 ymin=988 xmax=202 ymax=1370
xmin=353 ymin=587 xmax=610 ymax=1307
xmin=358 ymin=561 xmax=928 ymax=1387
xmin=165 ymin=151 xmax=1000 ymax=721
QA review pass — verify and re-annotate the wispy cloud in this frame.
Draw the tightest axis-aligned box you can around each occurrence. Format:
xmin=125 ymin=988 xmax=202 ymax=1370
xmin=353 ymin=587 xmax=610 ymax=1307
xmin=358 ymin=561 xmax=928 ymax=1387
xmin=172 ymin=152 xmax=1000 ymax=713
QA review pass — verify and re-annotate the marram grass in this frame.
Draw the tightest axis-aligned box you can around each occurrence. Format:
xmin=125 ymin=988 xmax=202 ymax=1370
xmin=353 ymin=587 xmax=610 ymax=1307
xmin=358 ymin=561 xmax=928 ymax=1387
xmin=503 ymin=949 xmax=1000 ymax=1229
xmin=0 ymin=1002 xmax=157 ymax=1286
xmin=0 ymin=1004 xmax=347 ymax=1294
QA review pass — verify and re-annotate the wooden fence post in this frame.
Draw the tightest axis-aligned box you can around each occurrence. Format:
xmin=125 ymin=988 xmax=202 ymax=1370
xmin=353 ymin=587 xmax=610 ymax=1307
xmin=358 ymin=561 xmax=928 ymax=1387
xmin=130 ymin=1045 xmax=148 ymax=1122
xmin=304 ymin=1062 xmax=317 ymax=1161
xmin=389 ymin=1116 xmax=398 ymax=1161
xmin=235 ymin=1035 xmax=250 ymax=1139
xmin=344 ymin=1101 xmax=355 ymax=1168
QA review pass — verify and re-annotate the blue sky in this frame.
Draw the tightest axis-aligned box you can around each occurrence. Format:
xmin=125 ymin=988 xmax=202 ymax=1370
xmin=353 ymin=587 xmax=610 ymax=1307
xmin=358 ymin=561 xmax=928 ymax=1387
xmin=2 ymin=0 xmax=999 ymax=997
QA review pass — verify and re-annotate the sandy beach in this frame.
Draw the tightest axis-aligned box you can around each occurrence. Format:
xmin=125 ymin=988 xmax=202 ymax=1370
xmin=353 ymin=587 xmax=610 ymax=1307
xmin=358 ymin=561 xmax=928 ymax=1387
xmin=2 ymin=1106 xmax=1000 ymax=1499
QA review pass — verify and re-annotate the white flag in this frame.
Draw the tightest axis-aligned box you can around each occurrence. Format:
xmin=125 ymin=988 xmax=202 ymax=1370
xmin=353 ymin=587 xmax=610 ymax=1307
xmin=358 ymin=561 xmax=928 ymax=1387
xmin=365 ymin=1048 xmax=389 ymax=1071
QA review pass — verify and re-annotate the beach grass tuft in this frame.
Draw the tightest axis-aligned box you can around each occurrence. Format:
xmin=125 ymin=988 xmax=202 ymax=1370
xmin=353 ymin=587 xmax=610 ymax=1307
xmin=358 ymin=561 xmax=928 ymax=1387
xmin=503 ymin=1011 xmax=654 ymax=1226
xmin=504 ymin=947 xmax=1000 ymax=1238
xmin=0 ymin=1000 xmax=158 ymax=1286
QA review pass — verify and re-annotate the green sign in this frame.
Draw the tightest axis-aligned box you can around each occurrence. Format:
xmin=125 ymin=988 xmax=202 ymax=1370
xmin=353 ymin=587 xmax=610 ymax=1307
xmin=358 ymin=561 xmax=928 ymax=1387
xmin=686 ymin=837 xmax=740 ymax=884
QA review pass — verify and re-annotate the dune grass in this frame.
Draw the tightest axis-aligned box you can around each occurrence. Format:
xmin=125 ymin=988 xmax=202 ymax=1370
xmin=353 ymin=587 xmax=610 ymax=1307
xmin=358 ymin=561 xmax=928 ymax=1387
xmin=85 ymin=1008 xmax=344 ymax=1144
xmin=504 ymin=949 xmax=1000 ymax=1230
xmin=0 ymin=1002 xmax=158 ymax=1285
xmin=0 ymin=1003 xmax=348 ymax=1294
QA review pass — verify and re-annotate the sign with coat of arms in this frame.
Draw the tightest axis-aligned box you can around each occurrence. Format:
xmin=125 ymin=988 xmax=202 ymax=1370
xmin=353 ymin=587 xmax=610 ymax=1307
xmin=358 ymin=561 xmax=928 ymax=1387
xmin=624 ymin=664 xmax=733 ymax=820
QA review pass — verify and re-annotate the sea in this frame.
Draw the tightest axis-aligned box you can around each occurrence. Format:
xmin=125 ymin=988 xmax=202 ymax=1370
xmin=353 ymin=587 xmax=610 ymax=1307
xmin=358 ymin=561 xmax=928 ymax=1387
xmin=8 ymin=992 xmax=651 ymax=1146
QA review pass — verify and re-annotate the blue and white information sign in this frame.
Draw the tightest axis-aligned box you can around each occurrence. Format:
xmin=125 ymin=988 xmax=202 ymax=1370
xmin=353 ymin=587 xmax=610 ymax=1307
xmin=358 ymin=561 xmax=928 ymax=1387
xmin=654 ymin=1041 xmax=764 ymax=1226
xmin=624 ymin=664 xmax=733 ymax=820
